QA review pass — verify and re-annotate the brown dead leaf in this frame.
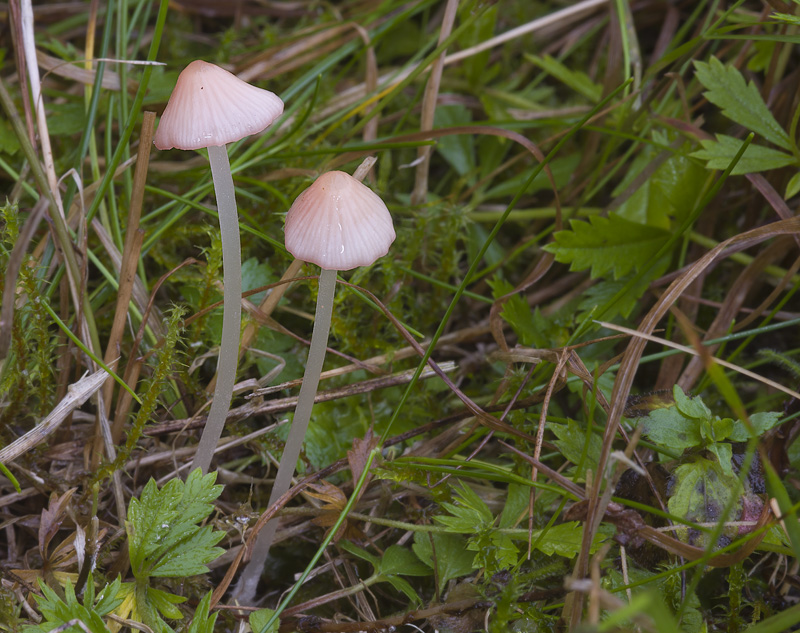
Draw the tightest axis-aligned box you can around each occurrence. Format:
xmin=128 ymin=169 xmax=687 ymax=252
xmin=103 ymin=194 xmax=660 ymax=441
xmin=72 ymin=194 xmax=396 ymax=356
xmin=39 ymin=488 xmax=76 ymax=560
xmin=305 ymin=481 xmax=364 ymax=542
xmin=348 ymin=430 xmax=378 ymax=495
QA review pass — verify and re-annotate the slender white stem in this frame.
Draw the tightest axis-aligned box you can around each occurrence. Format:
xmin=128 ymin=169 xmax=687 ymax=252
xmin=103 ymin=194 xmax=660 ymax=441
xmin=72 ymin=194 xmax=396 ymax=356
xmin=192 ymin=144 xmax=242 ymax=474
xmin=233 ymin=268 xmax=337 ymax=603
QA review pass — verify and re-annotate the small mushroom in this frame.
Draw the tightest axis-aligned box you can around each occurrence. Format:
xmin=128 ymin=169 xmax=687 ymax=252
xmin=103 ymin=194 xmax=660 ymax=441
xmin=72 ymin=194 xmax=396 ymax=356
xmin=155 ymin=60 xmax=283 ymax=474
xmin=234 ymin=167 xmax=395 ymax=603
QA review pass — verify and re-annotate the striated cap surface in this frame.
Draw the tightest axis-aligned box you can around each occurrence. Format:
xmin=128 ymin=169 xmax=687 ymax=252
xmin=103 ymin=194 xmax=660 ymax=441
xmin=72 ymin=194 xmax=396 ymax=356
xmin=285 ymin=171 xmax=395 ymax=270
xmin=154 ymin=60 xmax=283 ymax=151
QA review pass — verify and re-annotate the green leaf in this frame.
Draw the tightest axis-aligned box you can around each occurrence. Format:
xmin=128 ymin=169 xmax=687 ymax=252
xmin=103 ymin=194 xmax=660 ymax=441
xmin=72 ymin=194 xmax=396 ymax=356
xmin=383 ymin=575 xmax=421 ymax=603
xmin=484 ymin=154 xmax=579 ymax=199
xmin=668 ymin=457 xmax=743 ymax=536
xmin=0 ymin=118 xmax=20 ymax=156
xmin=146 ymin=586 xmax=185 ymax=620
xmin=339 ymin=540 xmax=380 ymax=569
xmin=707 ymin=441 xmax=734 ymax=477
xmin=529 ymin=522 xmax=602 ymax=558
xmin=433 ymin=105 xmax=474 ymax=177
xmin=241 ymin=257 xmax=277 ymax=305
xmin=640 ymin=406 xmax=702 ymax=452
xmin=434 ymin=482 xmax=493 ymax=533
xmin=468 ymin=530 xmax=518 ymax=571
xmin=249 ymin=608 xmax=279 ymax=633
xmin=613 ymin=134 xmax=707 ymax=228
xmin=460 ymin=5 xmax=497 ymax=88
xmin=691 ymin=135 xmax=795 ymax=175
xmin=694 ymin=57 xmax=792 ymax=150
xmin=127 ymin=469 xmax=224 ymax=580
xmin=544 ymin=213 xmax=670 ymax=279
xmin=498 ymin=483 xmax=529 ymax=530
xmin=550 ymin=419 xmax=601 ymax=476
xmin=578 ymin=265 xmax=665 ymax=321
xmin=785 ymin=172 xmax=800 ymax=199
xmin=673 ymin=385 xmax=712 ymax=420
xmin=188 ymin=592 xmax=219 ymax=633
xmin=412 ymin=532 xmax=474 ymax=593
xmin=525 ymin=54 xmax=602 ymax=102
xmin=728 ymin=411 xmax=783 ymax=441
xmin=23 ymin=578 xmax=120 ymax=633
xmin=381 ymin=545 xmax=431 ymax=577
xmin=148 ymin=525 xmax=225 ymax=577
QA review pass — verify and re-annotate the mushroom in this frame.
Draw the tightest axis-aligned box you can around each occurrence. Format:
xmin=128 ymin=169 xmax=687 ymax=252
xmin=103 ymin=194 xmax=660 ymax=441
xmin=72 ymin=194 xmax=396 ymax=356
xmin=234 ymin=165 xmax=395 ymax=603
xmin=154 ymin=60 xmax=283 ymax=474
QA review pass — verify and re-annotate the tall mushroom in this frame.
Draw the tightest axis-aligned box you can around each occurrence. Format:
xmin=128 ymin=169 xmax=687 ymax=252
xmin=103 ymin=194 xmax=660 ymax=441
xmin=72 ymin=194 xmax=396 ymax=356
xmin=154 ymin=60 xmax=283 ymax=474
xmin=234 ymin=167 xmax=395 ymax=603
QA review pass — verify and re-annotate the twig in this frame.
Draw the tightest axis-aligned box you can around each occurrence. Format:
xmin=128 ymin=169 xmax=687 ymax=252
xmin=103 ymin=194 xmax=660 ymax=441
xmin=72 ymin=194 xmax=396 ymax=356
xmin=0 ymin=368 xmax=108 ymax=463
xmin=101 ymin=111 xmax=156 ymax=417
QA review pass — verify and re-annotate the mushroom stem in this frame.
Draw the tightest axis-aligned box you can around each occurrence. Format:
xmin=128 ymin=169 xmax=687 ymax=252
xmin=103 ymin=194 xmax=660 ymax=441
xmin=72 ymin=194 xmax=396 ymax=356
xmin=234 ymin=267 xmax=337 ymax=603
xmin=192 ymin=144 xmax=242 ymax=474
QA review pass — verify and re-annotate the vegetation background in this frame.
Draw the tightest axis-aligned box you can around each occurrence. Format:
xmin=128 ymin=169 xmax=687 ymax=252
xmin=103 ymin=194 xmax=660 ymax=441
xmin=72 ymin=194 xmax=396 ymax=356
xmin=2 ymin=0 xmax=800 ymax=631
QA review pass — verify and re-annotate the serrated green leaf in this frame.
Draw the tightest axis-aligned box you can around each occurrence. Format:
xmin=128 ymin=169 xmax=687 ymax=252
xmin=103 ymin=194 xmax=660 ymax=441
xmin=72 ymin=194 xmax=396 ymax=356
xmin=434 ymin=483 xmax=493 ymax=532
xmin=249 ymin=608 xmax=279 ymax=633
xmin=489 ymin=276 xmax=570 ymax=346
xmin=94 ymin=576 xmax=124 ymax=617
xmin=127 ymin=478 xmax=183 ymax=576
xmin=691 ymin=135 xmax=795 ymax=175
xmin=412 ymin=532 xmax=474 ymax=593
xmin=694 ymin=57 xmax=791 ymax=150
xmin=23 ymin=579 xmax=114 ymax=633
xmin=149 ymin=525 xmax=224 ymax=577
xmin=544 ymin=213 xmax=670 ymax=279
xmin=435 ymin=505 xmax=488 ymax=533
xmin=468 ymin=530 xmax=518 ymax=571
xmin=728 ymin=411 xmax=783 ymax=441
xmin=578 ymin=255 xmax=670 ymax=322
xmin=127 ymin=469 xmax=224 ymax=580
xmin=381 ymin=545 xmax=431 ymax=577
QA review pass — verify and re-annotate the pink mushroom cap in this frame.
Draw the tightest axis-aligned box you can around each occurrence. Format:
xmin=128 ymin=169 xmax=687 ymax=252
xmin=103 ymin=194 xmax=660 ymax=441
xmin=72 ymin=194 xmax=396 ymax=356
xmin=154 ymin=60 xmax=283 ymax=151
xmin=284 ymin=171 xmax=396 ymax=271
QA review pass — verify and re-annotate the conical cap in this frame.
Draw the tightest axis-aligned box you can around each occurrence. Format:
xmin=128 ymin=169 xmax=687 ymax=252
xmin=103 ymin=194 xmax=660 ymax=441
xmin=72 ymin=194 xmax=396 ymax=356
xmin=154 ymin=60 xmax=283 ymax=150
xmin=285 ymin=171 xmax=395 ymax=270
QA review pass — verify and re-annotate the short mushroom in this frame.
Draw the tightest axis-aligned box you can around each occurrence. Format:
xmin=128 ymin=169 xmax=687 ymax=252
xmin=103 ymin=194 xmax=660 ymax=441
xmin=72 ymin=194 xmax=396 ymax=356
xmin=234 ymin=166 xmax=394 ymax=603
xmin=154 ymin=60 xmax=283 ymax=474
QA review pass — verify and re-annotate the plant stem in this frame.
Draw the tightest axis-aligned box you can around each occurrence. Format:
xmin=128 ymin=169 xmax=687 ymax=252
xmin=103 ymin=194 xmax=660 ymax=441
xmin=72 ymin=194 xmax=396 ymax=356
xmin=192 ymin=145 xmax=242 ymax=474
xmin=233 ymin=267 xmax=337 ymax=603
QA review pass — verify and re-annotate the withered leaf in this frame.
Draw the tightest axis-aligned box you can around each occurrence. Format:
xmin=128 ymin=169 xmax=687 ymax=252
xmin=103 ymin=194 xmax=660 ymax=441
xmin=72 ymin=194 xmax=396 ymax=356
xmin=39 ymin=488 xmax=76 ymax=560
